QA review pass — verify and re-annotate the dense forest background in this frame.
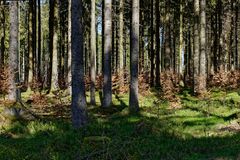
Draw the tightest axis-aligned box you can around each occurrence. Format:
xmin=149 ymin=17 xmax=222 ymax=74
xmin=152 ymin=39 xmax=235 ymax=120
xmin=0 ymin=0 xmax=240 ymax=159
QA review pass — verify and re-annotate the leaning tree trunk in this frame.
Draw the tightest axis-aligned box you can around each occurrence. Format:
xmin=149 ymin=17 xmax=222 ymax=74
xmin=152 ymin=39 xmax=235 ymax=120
xmin=103 ymin=0 xmax=112 ymax=108
xmin=129 ymin=0 xmax=140 ymax=112
xmin=8 ymin=1 xmax=20 ymax=102
xmin=71 ymin=0 xmax=88 ymax=128
xmin=90 ymin=0 xmax=96 ymax=105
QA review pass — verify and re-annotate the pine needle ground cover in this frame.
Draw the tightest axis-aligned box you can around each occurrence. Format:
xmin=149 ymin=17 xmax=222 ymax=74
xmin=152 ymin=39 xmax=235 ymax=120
xmin=0 ymin=90 xmax=240 ymax=160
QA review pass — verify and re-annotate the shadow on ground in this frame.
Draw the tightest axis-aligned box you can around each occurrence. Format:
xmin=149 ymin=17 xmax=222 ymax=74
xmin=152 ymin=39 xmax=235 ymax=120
xmin=0 ymin=93 xmax=240 ymax=160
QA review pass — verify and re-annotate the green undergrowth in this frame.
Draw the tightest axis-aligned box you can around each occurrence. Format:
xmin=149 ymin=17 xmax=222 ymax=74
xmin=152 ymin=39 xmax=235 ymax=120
xmin=0 ymin=90 xmax=240 ymax=160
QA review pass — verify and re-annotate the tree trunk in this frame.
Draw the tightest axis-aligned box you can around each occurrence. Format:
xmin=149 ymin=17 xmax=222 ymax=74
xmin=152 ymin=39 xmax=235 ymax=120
xmin=8 ymin=1 xmax=20 ymax=102
xmin=194 ymin=0 xmax=200 ymax=94
xmin=103 ymin=0 xmax=112 ymax=108
xmin=67 ymin=0 xmax=72 ymax=93
xmin=32 ymin=0 xmax=37 ymax=83
xmin=119 ymin=0 xmax=124 ymax=73
xmin=179 ymin=0 xmax=184 ymax=76
xmin=150 ymin=0 xmax=155 ymax=87
xmin=71 ymin=0 xmax=88 ymax=128
xmin=164 ymin=1 xmax=171 ymax=70
xmin=90 ymin=0 xmax=96 ymax=105
xmin=37 ymin=0 xmax=41 ymax=83
xmin=235 ymin=2 xmax=238 ymax=69
xmin=199 ymin=0 xmax=207 ymax=93
xmin=155 ymin=0 xmax=160 ymax=87
xmin=129 ymin=0 xmax=140 ymax=112
xmin=0 ymin=2 xmax=5 ymax=67
xmin=50 ymin=0 xmax=59 ymax=92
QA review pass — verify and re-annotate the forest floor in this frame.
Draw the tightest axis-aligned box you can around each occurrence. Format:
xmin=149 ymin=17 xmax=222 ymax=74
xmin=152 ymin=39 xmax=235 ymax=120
xmin=0 ymin=89 xmax=240 ymax=160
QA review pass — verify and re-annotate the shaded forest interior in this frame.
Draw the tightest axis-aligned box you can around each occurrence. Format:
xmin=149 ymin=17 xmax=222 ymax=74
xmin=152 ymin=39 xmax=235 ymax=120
xmin=0 ymin=0 xmax=240 ymax=159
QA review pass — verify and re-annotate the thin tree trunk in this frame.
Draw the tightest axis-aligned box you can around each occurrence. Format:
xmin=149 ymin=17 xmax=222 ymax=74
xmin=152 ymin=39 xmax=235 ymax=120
xmin=199 ymin=0 xmax=207 ymax=93
xmin=67 ymin=0 xmax=72 ymax=93
xmin=27 ymin=0 xmax=33 ymax=90
xmin=50 ymin=0 xmax=59 ymax=92
xmin=194 ymin=0 xmax=200 ymax=94
xmin=155 ymin=0 xmax=160 ymax=87
xmin=150 ymin=0 xmax=154 ymax=86
xmin=90 ymin=0 xmax=96 ymax=105
xmin=0 ymin=2 xmax=5 ymax=67
xmin=235 ymin=2 xmax=238 ymax=69
xmin=179 ymin=0 xmax=184 ymax=76
xmin=37 ymin=0 xmax=41 ymax=83
xmin=119 ymin=0 xmax=124 ymax=74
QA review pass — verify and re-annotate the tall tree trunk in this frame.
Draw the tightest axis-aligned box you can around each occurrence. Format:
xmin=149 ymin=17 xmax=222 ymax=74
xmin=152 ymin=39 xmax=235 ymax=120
xmin=119 ymin=0 xmax=124 ymax=74
xmin=96 ymin=22 xmax=99 ymax=75
xmin=90 ymin=0 xmax=96 ymax=105
xmin=8 ymin=1 xmax=20 ymax=102
xmin=27 ymin=0 xmax=33 ymax=90
xmin=71 ymin=0 xmax=87 ymax=128
xmin=32 ymin=0 xmax=37 ymax=83
xmin=164 ymin=1 xmax=171 ymax=70
xmin=103 ymin=0 xmax=112 ymax=108
xmin=155 ymin=0 xmax=160 ymax=87
xmin=37 ymin=0 xmax=41 ymax=83
xmin=194 ymin=0 xmax=200 ymax=94
xmin=199 ymin=0 xmax=207 ymax=93
xmin=50 ymin=0 xmax=59 ymax=92
xmin=67 ymin=0 xmax=72 ymax=93
xmin=129 ymin=0 xmax=140 ymax=112
xmin=102 ymin=1 xmax=105 ymax=74
xmin=0 ymin=2 xmax=5 ymax=67
xmin=150 ymin=0 xmax=155 ymax=86
xmin=179 ymin=0 xmax=184 ymax=76
xmin=112 ymin=0 xmax=115 ymax=74
xmin=235 ymin=2 xmax=238 ymax=69
xmin=220 ymin=0 xmax=231 ymax=71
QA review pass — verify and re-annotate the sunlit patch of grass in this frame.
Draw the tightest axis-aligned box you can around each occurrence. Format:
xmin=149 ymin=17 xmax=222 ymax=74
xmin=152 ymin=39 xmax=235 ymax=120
xmin=0 ymin=90 xmax=240 ymax=159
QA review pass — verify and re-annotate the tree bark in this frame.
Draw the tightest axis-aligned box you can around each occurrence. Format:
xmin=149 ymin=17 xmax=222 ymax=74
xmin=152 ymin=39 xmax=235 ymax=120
xmin=194 ymin=0 xmax=200 ymax=94
xmin=199 ymin=0 xmax=207 ymax=93
xmin=67 ymin=0 xmax=72 ymax=93
xmin=103 ymin=0 xmax=112 ymax=108
xmin=90 ymin=0 xmax=96 ymax=105
xmin=8 ymin=1 xmax=20 ymax=102
xmin=37 ymin=0 xmax=41 ymax=83
xmin=71 ymin=0 xmax=88 ymax=128
xmin=119 ymin=0 xmax=124 ymax=73
xmin=50 ymin=0 xmax=59 ymax=92
xmin=129 ymin=0 xmax=140 ymax=112
xmin=155 ymin=0 xmax=160 ymax=87
xmin=150 ymin=0 xmax=155 ymax=87
xmin=179 ymin=0 xmax=184 ymax=76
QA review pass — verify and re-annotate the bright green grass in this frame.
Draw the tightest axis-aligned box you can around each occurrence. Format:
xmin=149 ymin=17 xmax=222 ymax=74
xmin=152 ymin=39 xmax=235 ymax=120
xmin=0 ymin=91 xmax=240 ymax=160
